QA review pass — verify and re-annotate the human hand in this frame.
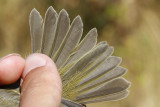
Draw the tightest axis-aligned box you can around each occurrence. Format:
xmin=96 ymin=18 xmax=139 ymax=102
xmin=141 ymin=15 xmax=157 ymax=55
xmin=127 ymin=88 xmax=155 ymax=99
xmin=0 ymin=53 xmax=62 ymax=107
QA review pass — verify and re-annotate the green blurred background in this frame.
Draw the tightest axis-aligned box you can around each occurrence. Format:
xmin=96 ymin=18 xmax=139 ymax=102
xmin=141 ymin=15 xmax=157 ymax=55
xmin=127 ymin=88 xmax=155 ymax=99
xmin=0 ymin=0 xmax=159 ymax=107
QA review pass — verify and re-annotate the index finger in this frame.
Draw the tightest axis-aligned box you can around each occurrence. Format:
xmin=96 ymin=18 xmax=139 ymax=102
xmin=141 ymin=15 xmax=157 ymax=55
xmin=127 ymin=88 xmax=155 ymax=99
xmin=0 ymin=54 xmax=25 ymax=85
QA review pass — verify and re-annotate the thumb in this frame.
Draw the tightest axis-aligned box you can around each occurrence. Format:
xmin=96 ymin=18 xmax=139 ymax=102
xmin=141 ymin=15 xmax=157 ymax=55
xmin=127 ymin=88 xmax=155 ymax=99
xmin=20 ymin=53 xmax=62 ymax=107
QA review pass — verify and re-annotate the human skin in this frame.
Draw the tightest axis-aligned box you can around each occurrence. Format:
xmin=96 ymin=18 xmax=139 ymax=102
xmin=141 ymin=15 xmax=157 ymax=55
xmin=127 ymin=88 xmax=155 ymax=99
xmin=0 ymin=53 xmax=62 ymax=107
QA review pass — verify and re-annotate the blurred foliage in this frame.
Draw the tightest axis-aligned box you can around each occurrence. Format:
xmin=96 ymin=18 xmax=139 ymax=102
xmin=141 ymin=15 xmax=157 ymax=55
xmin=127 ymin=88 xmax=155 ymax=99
xmin=0 ymin=0 xmax=160 ymax=107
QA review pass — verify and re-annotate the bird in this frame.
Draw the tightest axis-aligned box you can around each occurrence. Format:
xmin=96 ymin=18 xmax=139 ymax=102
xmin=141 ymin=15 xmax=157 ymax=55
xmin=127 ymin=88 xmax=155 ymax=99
xmin=0 ymin=6 xmax=130 ymax=107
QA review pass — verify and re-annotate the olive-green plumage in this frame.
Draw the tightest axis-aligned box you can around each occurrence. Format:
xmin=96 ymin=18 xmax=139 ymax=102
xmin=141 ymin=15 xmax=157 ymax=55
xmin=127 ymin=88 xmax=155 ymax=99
xmin=0 ymin=6 xmax=130 ymax=107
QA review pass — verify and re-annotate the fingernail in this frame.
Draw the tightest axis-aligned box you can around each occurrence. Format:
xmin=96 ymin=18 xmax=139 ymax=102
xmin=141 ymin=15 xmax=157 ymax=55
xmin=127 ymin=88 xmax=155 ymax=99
xmin=0 ymin=53 xmax=20 ymax=61
xmin=22 ymin=54 xmax=47 ymax=79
